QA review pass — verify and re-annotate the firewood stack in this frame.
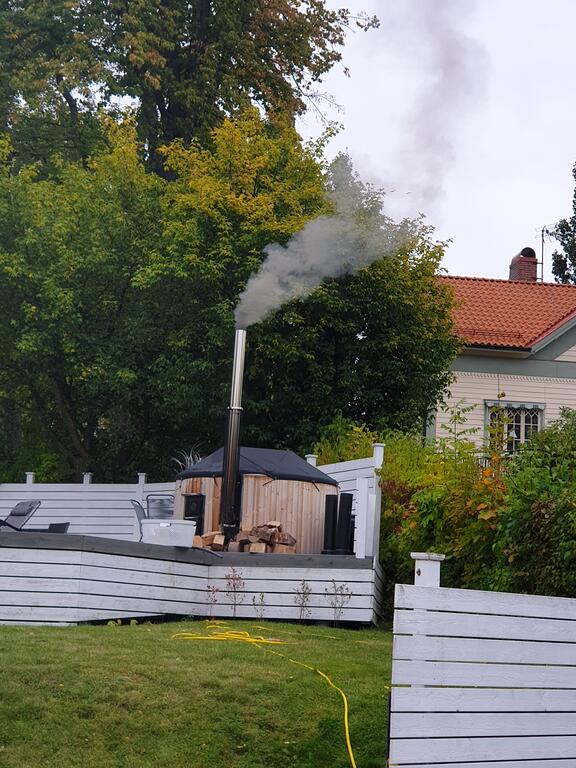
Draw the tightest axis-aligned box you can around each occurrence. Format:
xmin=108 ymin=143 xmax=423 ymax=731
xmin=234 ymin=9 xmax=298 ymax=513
xmin=193 ymin=520 xmax=297 ymax=554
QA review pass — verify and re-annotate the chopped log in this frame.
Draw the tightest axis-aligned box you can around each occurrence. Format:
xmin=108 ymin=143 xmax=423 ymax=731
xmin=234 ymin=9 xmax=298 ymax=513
xmin=249 ymin=542 xmax=267 ymax=554
xmin=201 ymin=531 xmax=219 ymax=546
xmin=277 ymin=532 xmax=296 ymax=547
xmin=192 ymin=535 xmax=204 ymax=548
xmin=235 ymin=530 xmax=252 ymax=544
xmin=212 ymin=534 xmax=226 ymax=551
xmin=267 ymin=520 xmax=282 ymax=531
xmin=273 ymin=543 xmax=296 ymax=554
xmin=227 ymin=541 xmax=242 ymax=553
xmin=254 ymin=526 xmax=274 ymax=544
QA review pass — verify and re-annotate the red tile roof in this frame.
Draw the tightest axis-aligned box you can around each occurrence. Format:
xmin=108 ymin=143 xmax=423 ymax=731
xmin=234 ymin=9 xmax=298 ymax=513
xmin=440 ymin=276 xmax=576 ymax=350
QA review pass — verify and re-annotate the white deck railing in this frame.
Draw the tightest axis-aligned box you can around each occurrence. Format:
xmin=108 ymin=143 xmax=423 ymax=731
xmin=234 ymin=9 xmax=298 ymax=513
xmin=0 ymin=444 xmax=384 ymax=557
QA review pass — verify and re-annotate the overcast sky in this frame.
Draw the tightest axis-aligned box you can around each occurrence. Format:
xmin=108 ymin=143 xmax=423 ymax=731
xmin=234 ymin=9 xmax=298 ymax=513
xmin=297 ymin=0 xmax=576 ymax=282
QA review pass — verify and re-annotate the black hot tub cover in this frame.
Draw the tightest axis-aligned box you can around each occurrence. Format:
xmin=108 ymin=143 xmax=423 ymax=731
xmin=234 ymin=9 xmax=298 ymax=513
xmin=177 ymin=447 xmax=338 ymax=486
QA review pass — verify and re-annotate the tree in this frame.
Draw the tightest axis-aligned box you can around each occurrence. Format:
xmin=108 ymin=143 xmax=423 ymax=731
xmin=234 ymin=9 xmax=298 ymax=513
xmin=552 ymin=163 xmax=576 ymax=283
xmin=242 ymin=235 xmax=459 ymax=452
xmin=0 ymin=111 xmax=327 ymax=479
xmin=1 ymin=1 xmax=378 ymax=169
xmin=0 ymin=112 xmax=458 ymax=482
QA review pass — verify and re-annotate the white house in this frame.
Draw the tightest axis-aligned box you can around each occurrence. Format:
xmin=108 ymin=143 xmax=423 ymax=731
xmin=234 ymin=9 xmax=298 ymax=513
xmin=432 ymin=247 xmax=576 ymax=451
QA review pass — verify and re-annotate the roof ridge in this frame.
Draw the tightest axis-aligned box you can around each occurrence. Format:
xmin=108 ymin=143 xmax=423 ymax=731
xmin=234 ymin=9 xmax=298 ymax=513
xmin=440 ymin=275 xmax=576 ymax=288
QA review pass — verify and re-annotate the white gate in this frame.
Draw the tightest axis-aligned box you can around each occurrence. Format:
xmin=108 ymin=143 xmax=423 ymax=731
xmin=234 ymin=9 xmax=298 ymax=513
xmin=389 ymin=553 xmax=576 ymax=767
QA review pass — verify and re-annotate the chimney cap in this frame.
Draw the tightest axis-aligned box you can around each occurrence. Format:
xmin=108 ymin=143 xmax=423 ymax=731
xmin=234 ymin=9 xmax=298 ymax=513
xmin=519 ymin=246 xmax=537 ymax=259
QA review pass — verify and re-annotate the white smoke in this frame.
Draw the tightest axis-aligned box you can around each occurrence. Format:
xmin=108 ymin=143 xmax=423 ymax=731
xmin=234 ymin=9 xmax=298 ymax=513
xmin=235 ymin=157 xmax=411 ymax=328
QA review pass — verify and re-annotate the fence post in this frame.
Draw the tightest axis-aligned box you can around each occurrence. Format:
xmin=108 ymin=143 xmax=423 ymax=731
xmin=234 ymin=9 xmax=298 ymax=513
xmin=355 ymin=476 xmax=369 ymax=559
xmin=25 ymin=472 xmax=35 ymax=485
xmin=305 ymin=454 xmax=318 ymax=467
xmin=370 ymin=443 xmax=384 ymax=564
xmin=137 ymin=472 xmax=147 ymax=503
xmin=82 ymin=472 xmax=93 ymax=485
xmin=411 ymin=552 xmax=445 ymax=587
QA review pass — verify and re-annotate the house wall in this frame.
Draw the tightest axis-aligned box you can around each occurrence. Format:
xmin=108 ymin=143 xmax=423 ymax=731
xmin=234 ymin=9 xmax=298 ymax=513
xmin=435 ymin=368 xmax=576 ymax=446
xmin=556 ymin=344 xmax=576 ymax=362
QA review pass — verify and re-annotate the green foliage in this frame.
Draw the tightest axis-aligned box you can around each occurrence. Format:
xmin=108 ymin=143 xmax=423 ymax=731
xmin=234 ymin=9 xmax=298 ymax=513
xmin=0 ymin=112 xmax=326 ymax=479
xmin=0 ymin=0 xmax=378 ymax=169
xmin=312 ymin=415 xmax=380 ymax=465
xmin=552 ymin=163 xmax=576 ymax=282
xmin=491 ymin=408 xmax=576 ymax=596
xmin=242 ymin=172 xmax=460 ymax=452
xmin=379 ymin=406 xmax=576 ymax=602
xmin=378 ymin=403 xmax=504 ymax=602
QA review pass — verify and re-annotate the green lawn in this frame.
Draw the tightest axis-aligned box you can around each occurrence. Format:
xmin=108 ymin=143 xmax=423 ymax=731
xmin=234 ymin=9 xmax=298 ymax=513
xmin=0 ymin=620 xmax=392 ymax=768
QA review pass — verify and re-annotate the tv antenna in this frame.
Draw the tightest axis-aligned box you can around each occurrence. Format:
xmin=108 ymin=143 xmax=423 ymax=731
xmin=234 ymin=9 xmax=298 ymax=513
xmin=540 ymin=224 xmax=557 ymax=281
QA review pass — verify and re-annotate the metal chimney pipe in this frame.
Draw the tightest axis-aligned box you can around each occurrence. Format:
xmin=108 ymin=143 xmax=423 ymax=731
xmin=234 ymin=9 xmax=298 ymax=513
xmin=220 ymin=329 xmax=246 ymax=539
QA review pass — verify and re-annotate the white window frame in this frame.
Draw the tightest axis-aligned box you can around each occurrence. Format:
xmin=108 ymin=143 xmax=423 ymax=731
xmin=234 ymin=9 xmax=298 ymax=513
xmin=484 ymin=400 xmax=544 ymax=454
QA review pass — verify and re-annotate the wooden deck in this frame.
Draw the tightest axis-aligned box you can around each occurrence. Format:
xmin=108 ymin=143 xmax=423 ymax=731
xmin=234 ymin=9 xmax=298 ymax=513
xmin=0 ymin=532 xmax=383 ymax=626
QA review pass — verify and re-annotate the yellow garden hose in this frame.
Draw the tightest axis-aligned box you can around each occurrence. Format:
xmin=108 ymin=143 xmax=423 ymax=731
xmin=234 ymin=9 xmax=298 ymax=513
xmin=172 ymin=623 xmax=358 ymax=768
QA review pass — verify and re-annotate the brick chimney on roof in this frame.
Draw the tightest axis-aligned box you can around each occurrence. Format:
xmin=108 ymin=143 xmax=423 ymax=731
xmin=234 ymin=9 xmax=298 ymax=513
xmin=509 ymin=247 xmax=538 ymax=282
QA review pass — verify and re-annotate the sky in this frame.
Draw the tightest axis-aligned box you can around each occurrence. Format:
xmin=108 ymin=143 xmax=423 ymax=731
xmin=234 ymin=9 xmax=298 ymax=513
xmin=297 ymin=0 xmax=576 ymax=282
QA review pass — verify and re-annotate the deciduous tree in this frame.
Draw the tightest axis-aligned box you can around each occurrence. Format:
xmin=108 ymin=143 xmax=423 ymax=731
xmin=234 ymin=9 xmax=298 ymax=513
xmin=1 ymin=1 xmax=377 ymax=168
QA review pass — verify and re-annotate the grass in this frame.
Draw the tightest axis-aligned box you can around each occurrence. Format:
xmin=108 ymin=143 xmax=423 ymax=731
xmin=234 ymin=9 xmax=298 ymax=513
xmin=0 ymin=620 xmax=392 ymax=768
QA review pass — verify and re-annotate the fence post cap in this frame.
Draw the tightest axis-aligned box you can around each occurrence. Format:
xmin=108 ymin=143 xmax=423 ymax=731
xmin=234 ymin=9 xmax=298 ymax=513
xmin=411 ymin=552 xmax=446 ymax=562
xmin=305 ymin=454 xmax=318 ymax=466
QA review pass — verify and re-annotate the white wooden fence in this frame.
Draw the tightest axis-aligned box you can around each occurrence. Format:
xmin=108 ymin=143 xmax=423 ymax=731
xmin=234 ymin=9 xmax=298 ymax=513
xmin=0 ymin=475 xmax=174 ymax=541
xmin=389 ymin=553 xmax=576 ymax=767
xmin=0 ymin=537 xmax=380 ymax=625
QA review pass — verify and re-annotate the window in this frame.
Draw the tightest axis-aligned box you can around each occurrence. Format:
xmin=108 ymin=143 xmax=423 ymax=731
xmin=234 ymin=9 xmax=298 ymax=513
xmin=485 ymin=401 xmax=543 ymax=454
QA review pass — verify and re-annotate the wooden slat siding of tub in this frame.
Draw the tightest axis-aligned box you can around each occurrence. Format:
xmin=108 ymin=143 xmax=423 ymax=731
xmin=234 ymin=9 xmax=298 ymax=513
xmin=238 ymin=477 xmax=337 ymax=554
xmin=179 ymin=476 xmax=337 ymax=553
xmin=389 ymin=584 xmax=576 ymax=767
xmin=0 ymin=539 xmax=378 ymax=624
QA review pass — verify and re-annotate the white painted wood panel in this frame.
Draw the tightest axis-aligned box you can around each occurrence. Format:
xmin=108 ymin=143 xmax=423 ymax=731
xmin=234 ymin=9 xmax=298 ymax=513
xmin=390 ymin=583 xmax=576 ymax=766
xmin=391 ymin=687 xmax=576 ymax=713
xmin=390 ymin=712 xmax=576 ymax=738
xmin=0 ymin=544 xmax=379 ymax=624
xmin=394 ymin=633 xmax=576 ymax=665
xmin=390 ymin=763 xmax=576 ymax=768
xmin=0 ymin=480 xmax=177 ymax=542
xmin=392 ymin=659 xmax=576 ymax=688
xmin=395 ymin=582 xmax=576 ymax=619
xmin=556 ymin=344 xmax=576 ymax=362
xmin=394 ymin=608 xmax=576 ymax=642
xmin=391 ymin=736 xmax=576 ymax=764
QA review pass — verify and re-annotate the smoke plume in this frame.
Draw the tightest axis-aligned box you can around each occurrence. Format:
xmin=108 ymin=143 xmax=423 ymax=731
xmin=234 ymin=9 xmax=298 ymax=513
xmin=385 ymin=0 xmax=488 ymax=209
xmin=235 ymin=157 xmax=410 ymax=328
xmin=235 ymin=0 xmax=487 ymax=327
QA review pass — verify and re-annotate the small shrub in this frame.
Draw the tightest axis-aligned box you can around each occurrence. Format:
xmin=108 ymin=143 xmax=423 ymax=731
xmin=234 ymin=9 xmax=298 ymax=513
xmin=224 ymin=568 xmax=245 ymax=618
xmin=324 ymin=580 xmax=351 ymax=624
xmin=293 ymin=579 xmax=312 ymax=622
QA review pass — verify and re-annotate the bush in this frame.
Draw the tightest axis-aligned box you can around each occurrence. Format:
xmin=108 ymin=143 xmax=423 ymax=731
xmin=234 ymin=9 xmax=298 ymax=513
xmin=378 ymin=403 xmax=508 ymax=603
xmin=312 ymin=415 xmax=380 ymax=465
xmin=490 ymin=408 xmax=576 ymax=597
